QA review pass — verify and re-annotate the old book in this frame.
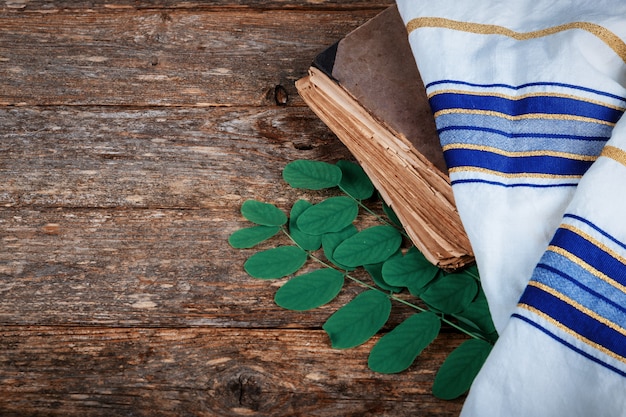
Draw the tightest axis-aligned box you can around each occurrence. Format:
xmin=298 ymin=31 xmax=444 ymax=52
xmin=295 ymin=5 xmax=473 ymax=270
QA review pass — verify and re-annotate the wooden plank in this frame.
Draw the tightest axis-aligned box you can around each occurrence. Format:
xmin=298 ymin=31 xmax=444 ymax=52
xmin=0 ymin=106 xmax=416 ymax=328
xmin=0 ymin=326 xmax=465 ymax=416
xmin=0 ymin=8 xmax=389 ymax=106
xmin=0 ymin=205 xmax=423 ymax=328
xmin=0 ymin=2 xmax=466 ymax=415
xmin=0 ymin=106 xmax=347 ymax=208
xmin=2 ymin=0 xmax=393 ymax=12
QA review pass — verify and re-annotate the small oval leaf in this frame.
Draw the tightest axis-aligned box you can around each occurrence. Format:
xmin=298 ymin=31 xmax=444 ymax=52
xmin=323 ymin=290 xmax=391 ymax=349
xmin=244 ymin=246 xmax=307 ymax=279
xmin=240 ymin=200 xmax=287 ymax=226
xmin=333 ymin=226 xmax=402 ymax=267
xmin=322 ymin=225 xmax=358 ymax=271
xmin=368 ymin=312 xmax=441 ymax=373
xmin=289 ymin=200 xmax=322 ymax=251
xmin=453 ymin=289 xmax=497 ymax=336
xmin=337 ymin=160 xmax=374 ymax=200
xmin=296 ymin=196 xmax=359 ymax=235
xmin=432 ymin=339 xmax=493 ymax=400
xmin=228 ymin=225 xmax=280 ymax=248
xmin=382 ymin=246 xmax=440 ymax=292
xmin=463 ymin=264 xmax=481 ymax=281
xmin=282 ymin=159 xmax=342 ymax=190
xmin=382 ymin=201 xmax=404 ymax=229
xmin=420 ymin=273 xmax=478 ymax=314
xmin=274 ymin=268 xmax=344 ymax=311
xmin=364 ymin=259 xmax=404 ymax=293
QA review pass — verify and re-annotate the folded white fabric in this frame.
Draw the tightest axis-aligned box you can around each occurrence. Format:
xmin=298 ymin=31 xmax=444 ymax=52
xmin=396 ymin=0 xmax=626 ymax=415
xmin=463 ymin=130 xmax=626 ymax=415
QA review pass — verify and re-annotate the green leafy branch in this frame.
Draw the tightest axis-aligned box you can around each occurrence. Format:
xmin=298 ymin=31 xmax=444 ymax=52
xmin=229 ymin=159 xmax=497 ymax=400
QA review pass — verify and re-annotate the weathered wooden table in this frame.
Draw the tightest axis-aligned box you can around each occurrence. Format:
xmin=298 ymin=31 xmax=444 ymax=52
xmin=0 ymin=1 xmax=466 ymax=415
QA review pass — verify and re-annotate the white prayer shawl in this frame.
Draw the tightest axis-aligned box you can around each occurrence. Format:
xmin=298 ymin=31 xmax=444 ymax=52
xmin=395 ymin=1 xmax=626 ymax=415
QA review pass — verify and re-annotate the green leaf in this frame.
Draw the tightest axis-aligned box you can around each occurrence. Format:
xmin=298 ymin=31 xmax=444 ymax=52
xmin=323 ymin=290 xmax=392 ymax=349
xmin=463 ymin=264 xmax=481 ymax=281
xmin=289 ymin=200 xmax=322 ymax=251
xmin=282 ymin=159 xmax=342 ymax=190
xmin=382 ymin=201 xmax=404 ymax=229
xmin=274 ymin=268 xmax=344 ymax=311
xmin=368 ymin=312 xmax=441 ymax=373
xmin=453 ymin=289 xmax=497 ymax=336
xmin=364 ymin=259 xmax=403 ymax=293
xmin=240 ymin=200 xmax=287 ymax=226
xmin=244 ymin=246 xmax=307 ymax=279
xmin=432 ymin=339 xmax=492 ymax=400
xmin=333 ymin=225 xmax=402 ymax=267
xmin=296 ymin=196 xmax=358 ymax=235
xmin=228 ymin=225 xmax=280 ymax=248
xmin=420 ymin=273 xmax=478 ymax=314
xmin=322 ymin=225 xmax=358 ymax=271
xmin=381 ymin=246 xmax=440 ymax=292
xmin=337 ymin=160 xmax=374 ymax=200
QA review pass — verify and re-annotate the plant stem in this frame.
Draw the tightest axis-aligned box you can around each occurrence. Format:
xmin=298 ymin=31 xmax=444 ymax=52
xmin=388 ymin=294 xmax=489 ymax=342
xmin=464 ymin=268 xmax=481 ymax=281
xmin=281 ymin=227 xmax=490 ymax=343
xmin=350 ymin=196 xmax=410 ymax=239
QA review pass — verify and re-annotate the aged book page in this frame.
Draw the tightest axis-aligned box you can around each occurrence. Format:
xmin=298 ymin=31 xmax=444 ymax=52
xmin=296 ymin=6 xmax=474 ymax=269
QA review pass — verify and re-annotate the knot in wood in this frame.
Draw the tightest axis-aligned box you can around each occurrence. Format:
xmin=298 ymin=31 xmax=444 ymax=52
xmin=209 ymin=365 xmax=295 ymax=415
xmin=229 ymin=369 xmax=263 ymax=409
xmin=274 ymin=85 xmax=288 ymax=106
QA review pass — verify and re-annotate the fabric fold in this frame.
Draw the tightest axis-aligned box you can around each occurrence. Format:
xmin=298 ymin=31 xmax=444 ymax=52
xmin=461 ymin=118 xmax=626 ymax=416
xmin=395 ymin=0 xmax=626 ymax=414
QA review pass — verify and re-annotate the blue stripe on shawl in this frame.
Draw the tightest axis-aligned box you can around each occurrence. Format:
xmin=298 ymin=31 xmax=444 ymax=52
xmin=516 ymin=215 xmax=626 ymax=376
xmin=429 ymin=93 xmax=623 ymax=123
xmin=426 ymin=80 xmax=626 ymax=103
xmin=513 ymin=313 xmax=626 ymax=378
xmin=519 ymin=285 xmax=626 ymax=360
xmin=443 ymin=148 xmax=593 ymax=176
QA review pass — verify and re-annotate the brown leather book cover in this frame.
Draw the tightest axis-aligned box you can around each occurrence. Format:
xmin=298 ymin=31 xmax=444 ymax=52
xmin=313 ymin=5 xmax=447 ymax=174
xmin=296 ymin=6 xmax=474 ymax=269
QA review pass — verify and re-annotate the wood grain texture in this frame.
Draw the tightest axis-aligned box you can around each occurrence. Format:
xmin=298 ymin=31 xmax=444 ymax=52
xmin=0 ymin=0 xmax=465 ymax=415
xmin=0 ymin=8 xmax=380 ymax=106
xmin=0 ymin=106 xmax=344 ymax=208
xmin=0 ymin=204 xmax=428 ymax=328
xmin=0 ymin=327 xmax=465 ymax=417
xmin=1 ymin=0 xmax=393 ymax=11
